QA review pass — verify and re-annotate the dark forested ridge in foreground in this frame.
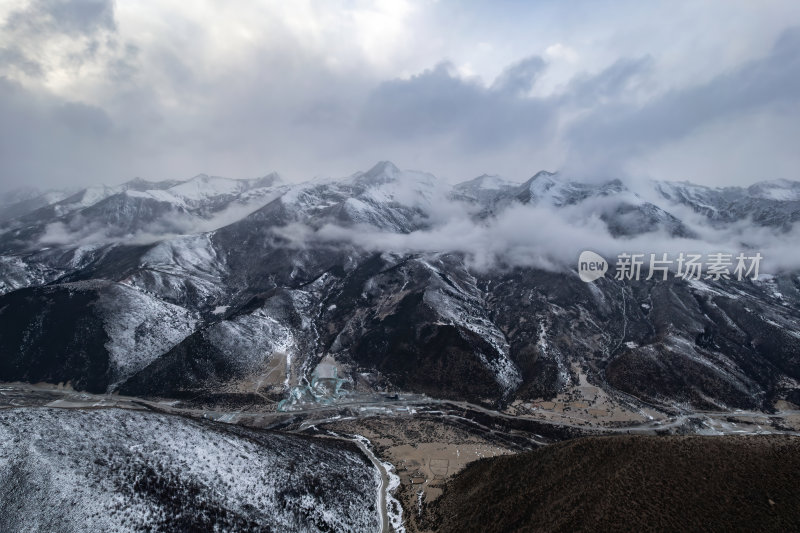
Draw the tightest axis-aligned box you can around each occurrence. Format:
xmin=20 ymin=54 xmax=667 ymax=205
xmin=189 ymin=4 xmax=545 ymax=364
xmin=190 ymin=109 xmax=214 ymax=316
xmin=427 ymin=435 xmax=800 ymax=533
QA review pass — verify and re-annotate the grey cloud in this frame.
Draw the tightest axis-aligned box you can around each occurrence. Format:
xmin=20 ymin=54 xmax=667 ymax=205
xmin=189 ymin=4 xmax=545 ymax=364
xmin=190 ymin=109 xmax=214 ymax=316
xmin=359 ymin=58 xmax=556 ymax=150
xmin=564 ymin=27 xmax=800 ymax=175
xmin=107 ymin=43 xmax=140 ymax=83
xmin=491 ymin=56 xmax=547 ymax=95
xmin=0 ymin=0 xmax=119 ymax=88
xmin=0 ymin=78 xmax=120 ymax=187
xmin=566 ymin=55 xmax=654 ymax=107
xmin=5 ymin=0 xmax=116 ymax=36
xmin=1 ymin=4 xmax=798 ymax=193
xmin=0 ymin=46 xmax=44 ymax=77
xmin=357 ymin=26 xmax=800 ymax=183
xmin=53 ymin=102 xmax=113 ymax=135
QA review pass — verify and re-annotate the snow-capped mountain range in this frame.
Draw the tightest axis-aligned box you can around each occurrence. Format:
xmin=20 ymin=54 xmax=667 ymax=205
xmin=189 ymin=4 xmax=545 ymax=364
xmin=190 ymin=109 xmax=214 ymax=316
xmin=1 ymin=162 xmax=799 ymax=413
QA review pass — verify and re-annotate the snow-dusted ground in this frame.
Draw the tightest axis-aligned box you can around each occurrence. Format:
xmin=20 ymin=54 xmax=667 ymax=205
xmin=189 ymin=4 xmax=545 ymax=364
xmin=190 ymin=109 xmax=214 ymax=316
xmin=205 ymin=308 xmax=295 ymax=375
xmin=0 ymin=255 xmax=62 ymax=296
xmin=419 ymin=258 xmax=522 ymax=394
xmin=0 ymin=408 xmax=381 ymax=532
xmin=97 ymin=284 xmax=198 ymax=386
xmin=127 ymin=233 xmax=229 ymax=306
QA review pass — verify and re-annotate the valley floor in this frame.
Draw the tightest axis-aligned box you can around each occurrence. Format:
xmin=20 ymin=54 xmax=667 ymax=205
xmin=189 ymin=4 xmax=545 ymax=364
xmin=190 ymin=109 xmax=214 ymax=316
xmin=3 ymin=382 xmax=800 ymax=532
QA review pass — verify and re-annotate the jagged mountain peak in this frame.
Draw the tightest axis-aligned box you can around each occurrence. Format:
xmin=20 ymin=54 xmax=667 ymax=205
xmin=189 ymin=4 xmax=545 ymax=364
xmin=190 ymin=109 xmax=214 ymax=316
xmin=121 ymin=177 xmax=185 ymax=192
xmin=746 ymin=179 xmax=800 ymax=201
xmin=157 ymin=172 xmax=282 ymax=203
xmin=367 ymin=160 xmax=400 ymax=175
xmin=352 ymin=160 xmax=403 ymax=188
xmin=531 ymin=169 xmax=558 ymax=179
xmin=655 ymin=177 xmax=800 ymax=226
xmin=455 ymin=174 xmax=519 ymax=192
xmin=521 ymin=171 xmax=559 ymax=197
xmin=517 ymin=171 xmax=627 ymax=207
xmin=254 ymin=171 xmax=283 ymax=185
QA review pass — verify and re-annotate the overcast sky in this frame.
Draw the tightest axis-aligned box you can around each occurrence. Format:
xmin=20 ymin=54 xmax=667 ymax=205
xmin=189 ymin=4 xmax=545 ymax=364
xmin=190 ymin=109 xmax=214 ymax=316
xmin=1 ymin=0 xmax=799 ymax=191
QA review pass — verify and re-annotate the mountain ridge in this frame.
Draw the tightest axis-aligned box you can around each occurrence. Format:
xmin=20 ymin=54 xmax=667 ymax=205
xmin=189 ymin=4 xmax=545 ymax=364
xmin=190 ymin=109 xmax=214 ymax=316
xmin=1 ymin=162 xmax=799 ymax=417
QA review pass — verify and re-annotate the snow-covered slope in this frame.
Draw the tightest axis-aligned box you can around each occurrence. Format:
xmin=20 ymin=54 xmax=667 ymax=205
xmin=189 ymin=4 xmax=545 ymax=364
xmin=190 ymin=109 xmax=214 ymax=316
xmin=0 ymin=172 xmax=284 ymax=253
xmin=0 ymin=187 xmax=77 ymax=222
xmin=124 ymin=233 xmax=229 ymax=309
xmin=273 ymin=161 xmax=441 ymax=233
xmin=0 ymin=408 xmax=381 ymax=532
xmin=0 ymin=280 xmax=198 ymax=392
xmin=452 ymin=173 xmax=519 ymax=205
xmin=655 ymin=179 xmax=800 ymax=227
xmin=97 ymin=283 xmax=198 ymax=386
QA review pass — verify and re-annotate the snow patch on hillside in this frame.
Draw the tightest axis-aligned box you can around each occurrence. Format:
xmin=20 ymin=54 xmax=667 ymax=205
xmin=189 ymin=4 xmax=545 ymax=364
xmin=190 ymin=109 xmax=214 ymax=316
xmin=419 ymin=259 xmax=521 ymax=393
xmin=206 ymin=311 xmax=295 ymax=375
xmin=97 ymin=284 xmax=198 ymax=386
xmin=0 ymin=255 xmax=62 ymax=296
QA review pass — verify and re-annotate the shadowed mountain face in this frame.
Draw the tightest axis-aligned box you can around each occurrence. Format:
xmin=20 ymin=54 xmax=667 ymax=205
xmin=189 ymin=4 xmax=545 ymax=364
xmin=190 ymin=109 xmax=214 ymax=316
xmin=1 ymin=162 xmax=799 ymax=412
xmin=0 ymin=281 xmax=197 ymax=393
xmin=427 ymin=435 xmax=800 ymax=533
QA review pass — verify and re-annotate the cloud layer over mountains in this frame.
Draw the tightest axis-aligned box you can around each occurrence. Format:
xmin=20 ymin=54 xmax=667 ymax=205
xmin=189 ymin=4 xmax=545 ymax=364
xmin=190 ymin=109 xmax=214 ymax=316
xmin=273 ymin=168 xmax=800 ymax=274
